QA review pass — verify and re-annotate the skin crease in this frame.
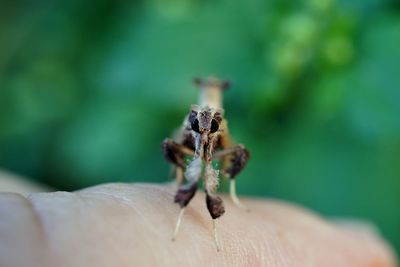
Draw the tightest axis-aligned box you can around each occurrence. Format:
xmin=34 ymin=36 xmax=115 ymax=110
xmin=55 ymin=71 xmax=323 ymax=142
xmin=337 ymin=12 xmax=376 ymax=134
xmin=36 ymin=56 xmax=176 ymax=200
xmin=0 ymin=175 xmax=397 ymax=267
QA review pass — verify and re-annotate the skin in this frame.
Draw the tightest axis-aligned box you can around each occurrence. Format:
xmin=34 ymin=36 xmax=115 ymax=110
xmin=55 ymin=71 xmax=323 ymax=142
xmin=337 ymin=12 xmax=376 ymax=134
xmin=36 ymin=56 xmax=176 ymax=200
xmin=0 ymin=173 xmax=397 ymax=267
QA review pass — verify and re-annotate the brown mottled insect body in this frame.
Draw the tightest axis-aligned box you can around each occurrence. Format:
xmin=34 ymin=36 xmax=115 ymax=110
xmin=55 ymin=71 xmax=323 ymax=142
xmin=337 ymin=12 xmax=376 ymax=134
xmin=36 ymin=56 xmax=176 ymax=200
xmin=161 ymin=77 xmax=250 ymax=251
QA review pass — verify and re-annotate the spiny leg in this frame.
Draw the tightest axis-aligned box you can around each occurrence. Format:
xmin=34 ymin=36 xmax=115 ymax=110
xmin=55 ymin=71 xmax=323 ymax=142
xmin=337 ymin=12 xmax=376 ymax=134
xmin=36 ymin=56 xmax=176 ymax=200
xmin=171 ymin=181 xmax=198 ymax=241
xmin=212 ymin=219 xmax=220 ymax=252
xmin=170 ymin=129 xmax=205 ymax=241
xmin=172 ymin=208 xmax=185 ymax=241
xmin=227 ymin=145 xmax=250 ymax=211
xmin=203 ymin=137 xmax=225 ymax=251
xmin=230 ymin=179 xmax=249 ymax=211
xmin=162 ymin=138 xmax=195 ymax=168
xmin=205 ymin=192 xmax=225 ymax=251
xmin=162 ymin=138 xmax=194 ymax=184
xmin=174 ymin=167 xmax=184 ymax=186
xmin=213 ymin=144 xmax=250 ymax=211
xmin=205 ymin=174 xmax=223 ymax=251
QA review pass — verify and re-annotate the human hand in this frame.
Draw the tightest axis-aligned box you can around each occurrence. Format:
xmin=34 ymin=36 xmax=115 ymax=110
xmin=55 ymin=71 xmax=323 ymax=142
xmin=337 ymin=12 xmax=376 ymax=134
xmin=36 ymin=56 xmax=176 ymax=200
xmin=0 ymin=178 xmax=396 ymax=267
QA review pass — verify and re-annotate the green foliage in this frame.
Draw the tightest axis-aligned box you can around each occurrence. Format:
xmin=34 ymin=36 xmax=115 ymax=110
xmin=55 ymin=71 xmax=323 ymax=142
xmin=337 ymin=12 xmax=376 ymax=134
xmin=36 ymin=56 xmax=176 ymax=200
xmin=0 ymin=0 xmax=399 ymax=252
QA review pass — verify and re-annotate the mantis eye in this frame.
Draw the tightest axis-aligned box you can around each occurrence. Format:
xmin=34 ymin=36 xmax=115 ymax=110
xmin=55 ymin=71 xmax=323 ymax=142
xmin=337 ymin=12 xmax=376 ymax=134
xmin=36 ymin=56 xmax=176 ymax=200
xmin=191 ymin=119 xmax=200 ymax=133
xmin=210 ymin=119 xmax=219 ymax=133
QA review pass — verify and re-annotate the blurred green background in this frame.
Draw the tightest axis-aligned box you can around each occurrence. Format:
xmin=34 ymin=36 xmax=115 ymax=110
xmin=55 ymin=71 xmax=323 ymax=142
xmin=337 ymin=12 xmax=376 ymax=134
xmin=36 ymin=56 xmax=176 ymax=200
xmin=0 ymin=0 xmax=399 ymax=253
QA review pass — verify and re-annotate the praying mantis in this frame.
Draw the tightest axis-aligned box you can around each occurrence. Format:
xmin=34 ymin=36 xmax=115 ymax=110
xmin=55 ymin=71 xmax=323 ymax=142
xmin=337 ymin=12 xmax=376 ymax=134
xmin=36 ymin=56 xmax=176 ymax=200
xmin=162 ymin=77 xmax=250 ymax=251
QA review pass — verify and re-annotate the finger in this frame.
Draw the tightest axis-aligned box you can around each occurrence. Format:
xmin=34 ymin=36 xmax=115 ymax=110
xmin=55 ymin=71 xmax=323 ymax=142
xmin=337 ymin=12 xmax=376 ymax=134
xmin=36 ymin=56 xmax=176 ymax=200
xmin=0 ymin=170 xmax=51 ymax=196
xmin=0 ymin=193 xmax=49 ymax=267
xmin=1 ymin=183 xmax=397 ymax=267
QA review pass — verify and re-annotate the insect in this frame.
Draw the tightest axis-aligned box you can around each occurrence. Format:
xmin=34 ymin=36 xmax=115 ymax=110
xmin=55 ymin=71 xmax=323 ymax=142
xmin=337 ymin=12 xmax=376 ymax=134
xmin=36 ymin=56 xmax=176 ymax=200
xmin=161 ymin=77 xmax=250 ymax=251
